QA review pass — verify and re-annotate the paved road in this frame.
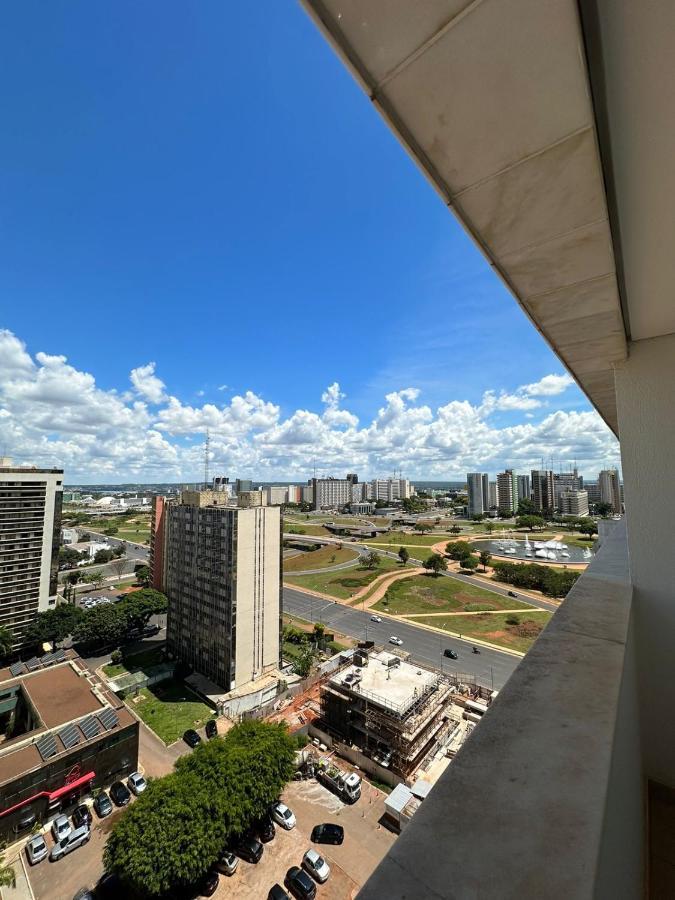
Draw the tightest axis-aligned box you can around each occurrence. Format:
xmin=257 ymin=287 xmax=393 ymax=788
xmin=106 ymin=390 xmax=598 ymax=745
xmin=283 ymin=587 xmax=520 ymax=690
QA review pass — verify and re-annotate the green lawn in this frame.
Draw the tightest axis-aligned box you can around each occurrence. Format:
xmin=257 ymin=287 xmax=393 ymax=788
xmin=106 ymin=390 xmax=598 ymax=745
xmin=284 ymin=524 xmax=333 ymax=537
xmin=407 ymin=611 xmax=552 ymax=653
xmin=129 ymin=680 xmax=214 ymax=744
xmin=362 ymin=531 xmax=447 ymax=547
xmin=103 ymin=645 xmax=166 ymax=678
xmin=283 ymin=545 xmax=360 ymax=573
xmin=285 ymin=555 xmax=399 ymax=600
xmin=371 ymin=574 xmax=534 ymax=615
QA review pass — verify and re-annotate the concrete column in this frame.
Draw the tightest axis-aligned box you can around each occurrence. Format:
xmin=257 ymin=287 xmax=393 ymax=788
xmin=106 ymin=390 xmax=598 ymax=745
xmin=615 ymin=332 xmax=675 ymax=785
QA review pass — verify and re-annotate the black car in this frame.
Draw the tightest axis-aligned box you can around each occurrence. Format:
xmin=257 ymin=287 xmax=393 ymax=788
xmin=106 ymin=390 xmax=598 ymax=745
xmin=507 ymin=590 xmax=518 ymax=598
xmin=183 ymin=729 xmax=202 ymax=748
xmin=311 ymin=823 xmax=344 ymax=845
xmin=254 ymin=813 xmax=276 ymax=843
xmin=72 ymin=804 xmax=93 ymax=828
xmin=235 ymin=835 xmax=264 ymax=864
xmin=110 ymin=780 xmax=131 ymax=806
xmin=199 ymin=870 xmax=219 ymax=897
xmin=284 ymin=866 xmax=316 ymax=900
xmin=444 ymin=648 xmax=458 ymax=659
xmin=268 ymin=885 xmax=291 ymax=900
xmin=205 ymin=719 xmax=218 ymax=739
xmin=94 ymin=792 xmax=113 ymax=818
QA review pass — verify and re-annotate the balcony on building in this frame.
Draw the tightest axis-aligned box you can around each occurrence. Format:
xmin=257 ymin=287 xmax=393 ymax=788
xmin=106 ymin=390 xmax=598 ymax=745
xmin=301 ymin=2 xmax=675 ymax=897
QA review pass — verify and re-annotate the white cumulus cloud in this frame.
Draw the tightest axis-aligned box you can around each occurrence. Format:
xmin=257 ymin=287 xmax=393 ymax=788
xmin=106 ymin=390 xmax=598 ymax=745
xmin=130 ymin=362 xmax=167 ymax=404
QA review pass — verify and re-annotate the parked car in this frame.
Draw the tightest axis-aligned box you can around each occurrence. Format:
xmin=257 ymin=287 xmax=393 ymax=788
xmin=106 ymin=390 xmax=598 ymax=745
xmin=199 ymin=870 xmax=219 ymax=897
xmin=205 ymin=719 xmax=218 ymax=739
xmin=94 ymin=792 xmax=113 ymax=818
xmin=96 ymin=873 xmax=122 ymax=898
xmin=302 ymin=849 xmax=331 ymax=883
xmin=127 ymin=772 xmax=147 ymax=795
xmin=310 ymin=823 xmax=344 ymax=845
xmin=254 ymin=812 xmax=276 ymax=843
xmin=235 ymin=835 xmax=263 ymax=864
xmin=110 ymin=781 xmax=131 ymax=807
xmin=51 ymin=814 xmax=71 ymax=842
xmin=215 ymin=850 xmax=239 ymax=876
xmin=72 ymin=804 xmax=92 ymax=829
xmin=389 ymin=636 xmax=403 ymax=646
xmin=444 ymin=648 xmax=458 ymax=659
xmin=285 ymin=866 xmax=316 ymax=900
xmin=268 ymin=885 xmax=291 ymax=900
xmin=49 ymin=825 xmax=91 ymax=861
xmin=370 ymin=615 xmax=382 ymax=623
xmin=507 ymin=590 xmax=518 ymax=598
xmin=25 ymin=834 xmax=48 ymax=865
xmin=270 ymin=801 xmax=296 ymax=830
xmin=183 ymin=729 xmax=202 ymax=748
xmin=73 ymin=890 xmax=95 ymax=900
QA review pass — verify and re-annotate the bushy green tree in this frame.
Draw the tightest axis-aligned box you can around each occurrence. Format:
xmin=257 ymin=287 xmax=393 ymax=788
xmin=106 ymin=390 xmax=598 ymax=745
xmin=118 ymin=589 xmax=167 ymax=631
xmin=0 ymin=627 xmax=13 ymax=661
xmin=459 ymin=555 xmax=479 ymax=571
xmin=515 ymin=515 xmax=546 ymax=531
xmin=74 ymin=604 xmax=127 ymax=647
xmin=423 ymin=553 xmax=448 ymax=576
xmin=491 ymin=561 xmax=580 ymax=598
xmin=478 ymin=550 xmax=492 ymax=571
xmin=397 ymin=547 xmax=409 ymax=566
xmin=445 ymin=541 xmax=473 ymax=561
xmin=105 ymin=722 xmax=296 ymax=897
xmin=24 ymin=605 xmax=84 ymax=648
xmin=361 ymin=550 xmax=381 ymax=570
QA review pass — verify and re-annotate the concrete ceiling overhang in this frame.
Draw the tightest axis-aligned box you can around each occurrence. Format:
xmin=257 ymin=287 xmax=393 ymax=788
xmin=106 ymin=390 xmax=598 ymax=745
xmin=301 ymin=0 xmax=628 ymax=435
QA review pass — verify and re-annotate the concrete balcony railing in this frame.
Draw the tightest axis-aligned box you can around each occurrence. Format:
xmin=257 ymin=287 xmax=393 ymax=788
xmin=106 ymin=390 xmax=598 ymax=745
xmin=360 ymin=520 xmax=641 ymax=900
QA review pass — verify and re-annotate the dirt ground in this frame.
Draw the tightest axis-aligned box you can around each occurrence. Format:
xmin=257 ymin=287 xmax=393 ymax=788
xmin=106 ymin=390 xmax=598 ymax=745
xmin=212 ymin=778 xmax=396 ymax=899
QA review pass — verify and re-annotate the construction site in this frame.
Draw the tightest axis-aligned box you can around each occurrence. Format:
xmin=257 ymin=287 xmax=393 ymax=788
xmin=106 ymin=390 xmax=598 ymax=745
xmin=314 ymin=648 xmax=496 ymax=783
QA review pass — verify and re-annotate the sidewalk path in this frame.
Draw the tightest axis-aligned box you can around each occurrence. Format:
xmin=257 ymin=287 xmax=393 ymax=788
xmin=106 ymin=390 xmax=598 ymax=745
xmin=349 ymin=567 xmax=425 ymax=609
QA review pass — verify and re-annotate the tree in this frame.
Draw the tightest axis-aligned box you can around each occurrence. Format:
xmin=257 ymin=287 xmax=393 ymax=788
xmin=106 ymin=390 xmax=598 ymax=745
xmin=80 ymin=532 xmax=91 ymax=542
xmin=450 ymin=524 xmax=462 ymax=534
xmin=110 ymin=558 xmax=127 ymax=581
xmin=361 ymin=550 xmax=381 ymax=570
xmin=398 ymin=547 xmax=410 ymax=566
xmin=87 ymin=571 xmax=104 ymax=589
xmin=134 ymin=564 xmax=151 ymax=587
xmin=0 ymin=627 xmax=13 ymax=661
xmin=596 ymin=502 xmax=613 ymax=517
xmin=119 ymin=589 xmax=167 ymax=631
xmin=58 ymin=547 xmax=82 ymax=569
xmin=579 ymin=521 xmax=599 ymax=537
xmin=479 ymin=550 xmax=492 ymax=572
xmin=292 ymin=645 xmax=315 ymax=677
xmin=516 ymin=515 xmax=546 ymax=532
xmin=414 ymin=522 xmax=432 ymax=532
xmin=445 ymin=541 xmax=473 ymax=561
xmin=74 ymin=604 xmax=127 ymax=648
xmin=460 ymin=555 xmax=479 ymax=571
xmin=484 ymin=521 xmax=495 ymax=534
xmin=312 ymin=622 xmax=326 ymax=649
xmin=24 ymin=606 xmax=84 ymax=649
xmin=94 ymin=548 xmax=115 ymax=564
xmin=423 ymin=553 xmax=448 ymax=577
xmin=113 ymin=543 xmax=126 ymax=558
xmin=517 ymin=498 xmax=538 ymax=515
xmin=103 ymin=524 xmax=119 ymax=535
xmin=471 ymin=513 xmax=486 ymax=522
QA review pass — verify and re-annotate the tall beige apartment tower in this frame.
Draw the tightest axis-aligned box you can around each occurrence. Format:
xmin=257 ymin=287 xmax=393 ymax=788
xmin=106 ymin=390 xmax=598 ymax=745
xmin=0 ymin=459 xmax=63 ymax=645
xmin=157 ymin=490 xmax=281 ymax=692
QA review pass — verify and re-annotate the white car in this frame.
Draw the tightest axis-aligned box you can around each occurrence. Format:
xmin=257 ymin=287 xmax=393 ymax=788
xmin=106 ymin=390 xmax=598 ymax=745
xmin=370 ymin=615 xmax=382 ymax=623
xmin=270 ymin=801 xmax=296 ymax=830
xmin=303 ymin=848 xmax=331 ymax=883
xmin=127 ymin=772 xmax=147 ymax=795
xmin=51 ymin=814 xmax=71 ymax=842
xmin=25 ymin=834 xmax=48 ymax=865
xmin=389 ymin=636 xmax=403 ymax=646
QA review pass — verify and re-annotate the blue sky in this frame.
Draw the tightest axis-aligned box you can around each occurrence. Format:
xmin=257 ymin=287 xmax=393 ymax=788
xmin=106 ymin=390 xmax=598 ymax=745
xmin=0 ymin=3 xmax=619 ymax=482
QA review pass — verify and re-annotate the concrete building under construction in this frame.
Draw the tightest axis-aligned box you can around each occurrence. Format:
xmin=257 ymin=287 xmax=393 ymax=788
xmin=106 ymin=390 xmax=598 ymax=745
xmin=319 ymin=650 xmax=454 ymax=780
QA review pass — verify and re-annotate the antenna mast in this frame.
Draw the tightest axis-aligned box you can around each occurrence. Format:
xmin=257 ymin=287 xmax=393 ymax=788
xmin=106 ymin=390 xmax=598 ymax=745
xmin=204 ymin=430 xmax=210 ymax=490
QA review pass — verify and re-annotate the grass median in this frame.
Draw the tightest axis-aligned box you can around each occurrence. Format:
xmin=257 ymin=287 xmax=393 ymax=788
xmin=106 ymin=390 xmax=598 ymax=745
xmin=283 ymin=545 xmax=360 ymax=573
xmin=405 ymin=610 xmax=552 ymax=653
xmin=285 ymin=555 xmax=399 ymax=600
xmin=371 ymin=573 xmax=535 ymax=615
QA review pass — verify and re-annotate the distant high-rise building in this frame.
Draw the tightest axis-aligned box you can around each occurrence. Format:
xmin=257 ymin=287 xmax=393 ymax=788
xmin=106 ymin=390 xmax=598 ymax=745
xmin=553 ymin=469 xmax=583 ymax=505
xmin=559 ymin=490 xmax=589 ymax=517
xmin=517 ymin=475 xmax=531 ymax=502
xmin=599 ymin=469 xmax=622 ymax=513
xmin=366 ymin=478 xmax=411 ymax=502
xmin=497 ymin=470 xmax=518 ymax=515
xmin=313 ymin=477 xmax=353 ymax=510
xmin=585 ymin=482 xmax=601 ymax=505
xmin=488 ymin=481 xmax=498 ymax=509
xmin=265 ymin=486 xmax=288 ymax=506
xmin=158 ymin=490 xmax=281 ymax=691
xmin=0 ymin=459 xmax=63 ymax=645
xmin=235 ymin=479 xmax=252 ymax=494
xmin=531 ymin=470 xmax=555 ymax=513
xmin=467 ymin=473 xmax=489 ymax=517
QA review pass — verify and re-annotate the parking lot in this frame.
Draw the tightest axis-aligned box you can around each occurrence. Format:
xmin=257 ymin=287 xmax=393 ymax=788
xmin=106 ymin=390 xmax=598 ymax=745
xmin=211 ymin=778 xmax=396 ymax=899
xmin=23 ymin=774 xmax=396 ymax=900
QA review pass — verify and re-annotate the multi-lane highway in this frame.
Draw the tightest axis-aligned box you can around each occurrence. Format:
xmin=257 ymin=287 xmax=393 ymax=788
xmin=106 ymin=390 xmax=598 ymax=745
xmin=283 ymin=586 xmax=521 ymax=690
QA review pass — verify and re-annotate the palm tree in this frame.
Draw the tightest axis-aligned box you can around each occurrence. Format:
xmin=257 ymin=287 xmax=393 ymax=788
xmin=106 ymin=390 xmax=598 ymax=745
xmin=0 ymin=627 xmax=13 ymax=662
xmin=479 ymin=550 xmax=492 ymax=572
xmin=0 ymin=852 xmax=16 ymax=889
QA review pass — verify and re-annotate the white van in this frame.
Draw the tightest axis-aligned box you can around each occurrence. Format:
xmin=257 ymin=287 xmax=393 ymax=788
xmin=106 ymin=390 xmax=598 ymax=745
xmin=49 ymin=825 xmax=90 ymax=861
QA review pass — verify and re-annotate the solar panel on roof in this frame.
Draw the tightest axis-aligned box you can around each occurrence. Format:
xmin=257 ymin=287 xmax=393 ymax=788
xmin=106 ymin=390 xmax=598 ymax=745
xmin=59 ymin=723 xmax=81 ymax=749
xmin=36 ymin=733 xmax=58 ymax=760
xmin=40 ymin=652 xmax=55 ymax=665
xmin=79 ymin=716 xmax=101 ymax=740
xmin=53 ymin=649 xmax=66 ymax=662
xmin=98 ymin=708 xmax=119 ymax=731
xmin=9 ymin=662 xmax=26 ymax=677
xmin=25 ymin=657 xmax=42 ymax=671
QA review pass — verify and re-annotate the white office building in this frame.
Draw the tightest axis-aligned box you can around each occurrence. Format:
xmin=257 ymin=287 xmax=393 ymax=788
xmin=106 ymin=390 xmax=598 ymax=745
xmin=559 ymin=490 xmax=589 ymax=517
xmin=467 ymin=473 xmax=489 ymax=517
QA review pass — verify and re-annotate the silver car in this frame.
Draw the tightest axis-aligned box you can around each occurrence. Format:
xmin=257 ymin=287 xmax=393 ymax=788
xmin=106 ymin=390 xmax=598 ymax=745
xmin=49 ymin=825 xmax=90 ymax=861
xmin=25 ymin=834 xmax=48 ymax=865
xmin=51 ymin=814 xmax=71 ymax=842
xmin=127 ymin=772 xmax=147 ymax=795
